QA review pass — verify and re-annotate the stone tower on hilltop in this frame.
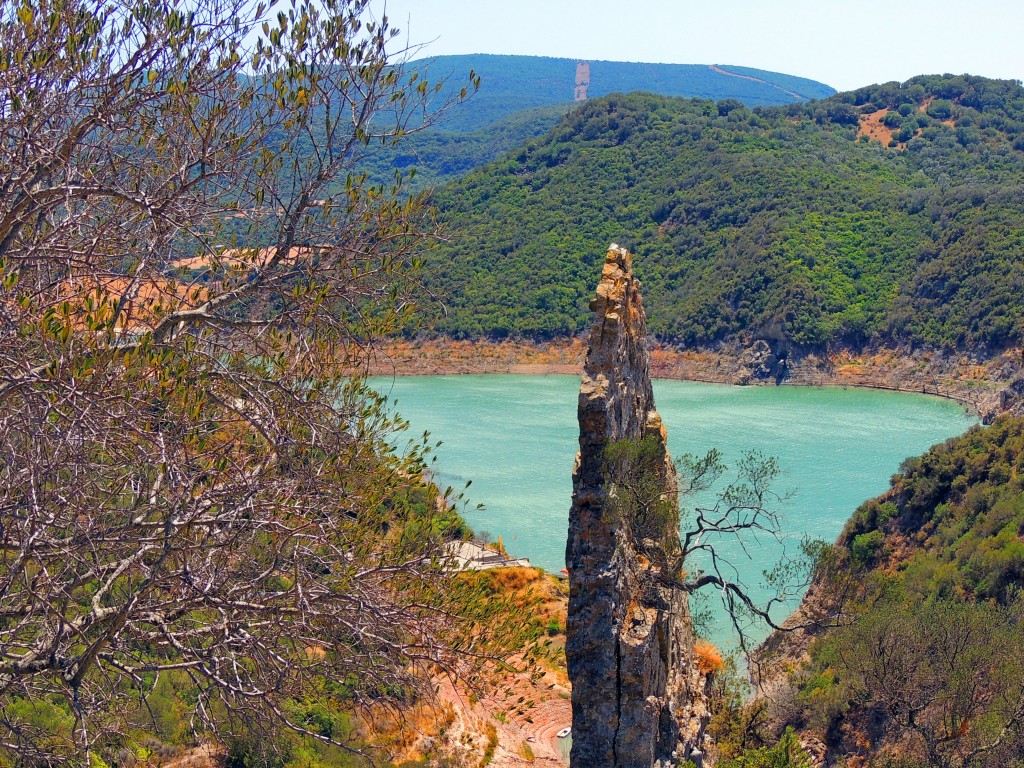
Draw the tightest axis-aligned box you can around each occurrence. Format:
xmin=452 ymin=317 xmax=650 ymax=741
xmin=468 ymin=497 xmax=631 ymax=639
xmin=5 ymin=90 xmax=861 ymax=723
xmin=574 ymin=61 xmax=590 ymax=101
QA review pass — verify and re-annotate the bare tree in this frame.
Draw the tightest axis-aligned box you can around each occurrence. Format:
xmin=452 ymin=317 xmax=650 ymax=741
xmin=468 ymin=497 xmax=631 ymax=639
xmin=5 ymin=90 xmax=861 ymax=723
xmin=0 ymin=0 xmax=493 ymax=763
xmin=675 ymin=449 xmax=818 ymax=646
xmin=604 ymin=440 xmax=818 ymax=647
xmin=828 ymin=598 xmax=1024 ymax=768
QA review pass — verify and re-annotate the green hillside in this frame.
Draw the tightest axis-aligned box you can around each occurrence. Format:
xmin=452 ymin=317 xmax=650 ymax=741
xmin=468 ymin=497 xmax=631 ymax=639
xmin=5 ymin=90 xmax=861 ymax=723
xmin=421 ymin=74 xmax=1024 ymax=354
xmin=411 ymin=55 xmax=835 ymax=132
xmin=357 ymin=55 xmax=834 ymax=189
xmin=752 ymin=416 xmax=1024 ymax=767
xmin=843 ymin=415 xmax=1024 ymax=603
xmin=362 ymin=103 xmax=575 ymax=191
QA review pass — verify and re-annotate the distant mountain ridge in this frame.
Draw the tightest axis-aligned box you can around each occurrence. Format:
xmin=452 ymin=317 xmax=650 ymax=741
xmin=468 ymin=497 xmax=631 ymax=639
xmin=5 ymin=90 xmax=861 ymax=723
xmin=357 ymin=55 xmax=834 ymax=189
xmin=413 ymin=55 xmax=836 ymax=132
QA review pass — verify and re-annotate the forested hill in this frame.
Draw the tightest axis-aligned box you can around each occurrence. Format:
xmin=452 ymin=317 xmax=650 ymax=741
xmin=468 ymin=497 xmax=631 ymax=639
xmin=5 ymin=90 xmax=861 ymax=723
xmin=422 ymin=74 xmax=1024 ymax=355
xmin=415 ymin=55 xmax=835 ymax=132
xmin=754 ymin=416 xmax=1024 ymax=767
xmin=360 ymin=55 xmax=833 ymax=189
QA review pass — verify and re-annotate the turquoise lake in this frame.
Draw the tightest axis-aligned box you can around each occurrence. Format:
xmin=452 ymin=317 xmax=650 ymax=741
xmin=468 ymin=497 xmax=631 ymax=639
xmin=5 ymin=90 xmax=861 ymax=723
xmin=372 ymin=375 xmax=976 ymax=645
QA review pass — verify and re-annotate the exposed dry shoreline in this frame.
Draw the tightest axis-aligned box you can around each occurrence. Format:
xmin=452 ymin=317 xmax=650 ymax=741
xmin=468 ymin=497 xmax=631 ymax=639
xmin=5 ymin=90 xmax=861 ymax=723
xmin=368 ymin=339 xmax=1024 ymax=422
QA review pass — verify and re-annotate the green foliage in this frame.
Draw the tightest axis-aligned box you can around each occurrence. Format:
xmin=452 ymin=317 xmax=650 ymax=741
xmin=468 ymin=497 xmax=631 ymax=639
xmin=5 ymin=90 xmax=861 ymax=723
xmin=355 ymin=55 xmax=832 ymax=191
xmin=223 ymin=708 xmax=369 ymax=768
xmin=842 ymin=415 xmax=1024 ymax=602
xmin=780 ymin=416 xmax=1024 ymax=767
xmin=850 ymin=529 xmax=885 ymax=567
xmin=801 ymin=595 xmax=1024 ymax=768
xmin=717 ymin=728 xmax=814 ymax=768
xmin=422 ymin=75 xmax=1024 ymax=353
xmin=224 ymin=738 xmax=291 ymax=768
xmin=707 ymin=656 xmax=773 ymax=761
xmin=136 ymin=671 xmax=195 ymax=744
xmin=0 ymin=697 xmax=77 ymax=760
xmin=603 ymin=436 xmax=680 ymax=549
xmin=928 ymin=99 xmax=954 ymax=120
xmin=357 ymin=103 xmax=574 ymax=192
xmin=794 ymin=667 xmax=847 ymax=738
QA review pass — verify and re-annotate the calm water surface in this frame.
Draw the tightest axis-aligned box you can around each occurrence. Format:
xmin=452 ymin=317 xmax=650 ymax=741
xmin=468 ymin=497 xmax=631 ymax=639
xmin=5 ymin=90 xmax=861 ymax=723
xmin=372 ymin=375 xmax=976 ymax=644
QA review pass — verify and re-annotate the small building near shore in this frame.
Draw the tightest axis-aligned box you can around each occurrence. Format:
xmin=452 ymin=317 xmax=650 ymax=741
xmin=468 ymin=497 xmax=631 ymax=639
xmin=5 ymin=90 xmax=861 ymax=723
xmin=443 ymin=540 xmax=532 ymax=570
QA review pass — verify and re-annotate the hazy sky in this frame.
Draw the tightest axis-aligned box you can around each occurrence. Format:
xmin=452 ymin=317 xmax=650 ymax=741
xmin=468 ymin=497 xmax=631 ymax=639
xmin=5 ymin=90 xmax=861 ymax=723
xmin=371 ymin=0 xmax=1023 ymax=92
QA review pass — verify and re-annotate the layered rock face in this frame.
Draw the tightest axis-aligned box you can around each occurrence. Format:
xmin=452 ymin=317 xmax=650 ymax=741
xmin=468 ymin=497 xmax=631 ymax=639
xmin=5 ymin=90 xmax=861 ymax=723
xmin=566 ymin=245 xmax=707 ymax=767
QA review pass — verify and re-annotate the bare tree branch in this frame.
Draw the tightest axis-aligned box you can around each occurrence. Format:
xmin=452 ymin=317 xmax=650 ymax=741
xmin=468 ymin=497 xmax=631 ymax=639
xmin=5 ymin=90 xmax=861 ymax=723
xmin=0 ymin=0 xmax=496 ymax=763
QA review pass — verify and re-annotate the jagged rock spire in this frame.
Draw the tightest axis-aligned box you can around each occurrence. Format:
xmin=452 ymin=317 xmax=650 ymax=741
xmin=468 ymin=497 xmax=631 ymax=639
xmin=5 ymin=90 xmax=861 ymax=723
xmin=566 ymin=245 xmax=707 ymax=767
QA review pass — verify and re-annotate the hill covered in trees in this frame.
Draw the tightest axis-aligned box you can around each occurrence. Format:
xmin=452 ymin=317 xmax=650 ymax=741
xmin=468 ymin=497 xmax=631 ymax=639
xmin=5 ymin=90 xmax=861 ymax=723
xmin=415 ymin=55 xmax=835 ymax=132
xmin=358 ymin=55 xmax=834 ymax=189
xmin=742 ymin=416 xmax=1024 ymax=767
xmin=421 ymin=74 xmax=1024 ymax=356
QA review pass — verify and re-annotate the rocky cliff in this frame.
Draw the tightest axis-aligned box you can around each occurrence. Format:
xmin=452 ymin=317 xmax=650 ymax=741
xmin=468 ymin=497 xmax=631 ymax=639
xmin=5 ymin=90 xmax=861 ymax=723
xmin=566 ymin=245 xmax=708 ymax=767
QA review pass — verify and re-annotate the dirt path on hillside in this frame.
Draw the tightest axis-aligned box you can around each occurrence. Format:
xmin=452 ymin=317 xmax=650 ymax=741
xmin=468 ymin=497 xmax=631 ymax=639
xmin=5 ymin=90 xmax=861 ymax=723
xmin=708 ymin=65 xmax=804 ymax=100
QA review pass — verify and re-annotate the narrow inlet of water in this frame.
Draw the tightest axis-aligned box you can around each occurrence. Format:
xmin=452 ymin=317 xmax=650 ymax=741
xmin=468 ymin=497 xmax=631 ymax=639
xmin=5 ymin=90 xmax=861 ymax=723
xmin=371 ymin=374 xmax=976 ymax=646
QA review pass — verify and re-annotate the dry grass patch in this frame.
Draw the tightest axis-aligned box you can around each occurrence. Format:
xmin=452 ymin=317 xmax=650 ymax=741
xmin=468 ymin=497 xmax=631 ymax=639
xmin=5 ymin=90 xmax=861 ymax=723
xmin=858 ymin=108 xmax=899 ymax=146
xmin=694 ymin=639 xmax=725 ymax=675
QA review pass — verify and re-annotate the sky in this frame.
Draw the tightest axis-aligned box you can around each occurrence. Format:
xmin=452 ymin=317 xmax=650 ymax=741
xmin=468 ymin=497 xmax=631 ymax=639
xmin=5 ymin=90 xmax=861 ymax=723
xmin=370 ymin=0 xmax=1023 ymax=92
